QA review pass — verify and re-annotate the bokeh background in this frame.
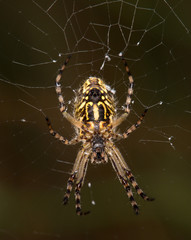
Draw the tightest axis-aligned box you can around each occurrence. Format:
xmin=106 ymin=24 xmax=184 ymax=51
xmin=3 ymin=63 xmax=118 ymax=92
xmin=0 ymin=0 xmax=191 ymax=239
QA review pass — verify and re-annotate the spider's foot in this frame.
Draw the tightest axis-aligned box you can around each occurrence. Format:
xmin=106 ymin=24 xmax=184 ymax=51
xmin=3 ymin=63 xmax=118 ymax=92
xmin=64 ymin=55 xmax=71 ymax=65
xmin=139 ymin=192 xmax=155 ymax=201
xmin=133 ymin=204 xmax=139 ymax=215
xmin=130 ymin=198 xmax=139 ymax=215
xmin=76 ymin=207 xmax=90 ymax=216
xmin=146 ymin=197 xmax=155 ymax=201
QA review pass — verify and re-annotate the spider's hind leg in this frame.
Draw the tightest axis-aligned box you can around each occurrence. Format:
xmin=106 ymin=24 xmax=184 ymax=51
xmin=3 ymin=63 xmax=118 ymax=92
xmin=111 ymin=58 xmax=135 ymax=129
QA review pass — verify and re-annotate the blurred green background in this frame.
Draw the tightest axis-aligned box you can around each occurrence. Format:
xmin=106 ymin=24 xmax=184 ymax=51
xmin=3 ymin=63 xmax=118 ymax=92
xmin=0 ymin=0 xmax=191 ymax=239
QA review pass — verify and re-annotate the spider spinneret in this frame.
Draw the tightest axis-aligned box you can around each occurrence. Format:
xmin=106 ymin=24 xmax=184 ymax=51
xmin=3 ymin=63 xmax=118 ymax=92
xmin=45 ymin=56 xmax=154 ymax=216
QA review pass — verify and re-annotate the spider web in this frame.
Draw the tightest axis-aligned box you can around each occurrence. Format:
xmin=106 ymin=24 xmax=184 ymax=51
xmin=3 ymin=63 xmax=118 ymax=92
xmin=0 ymin=0 xmax=191 ymax=239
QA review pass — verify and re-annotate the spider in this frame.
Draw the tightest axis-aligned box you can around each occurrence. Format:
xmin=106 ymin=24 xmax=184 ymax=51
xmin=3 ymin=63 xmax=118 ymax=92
xmin=45 ymin=56 xmax=154 ymax=216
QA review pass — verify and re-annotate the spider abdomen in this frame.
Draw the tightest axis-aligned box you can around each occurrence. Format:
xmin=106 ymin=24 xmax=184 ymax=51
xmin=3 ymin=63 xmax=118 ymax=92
xmin=84 ymin=101 xmax=108 ymax=122
xmin=75 ymin=77 xmax=116 ymax=125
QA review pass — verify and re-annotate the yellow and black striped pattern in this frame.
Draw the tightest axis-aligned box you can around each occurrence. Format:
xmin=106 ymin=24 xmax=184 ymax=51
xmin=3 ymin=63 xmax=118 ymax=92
xmin=74 ymin=77 xmax=115 ymax=129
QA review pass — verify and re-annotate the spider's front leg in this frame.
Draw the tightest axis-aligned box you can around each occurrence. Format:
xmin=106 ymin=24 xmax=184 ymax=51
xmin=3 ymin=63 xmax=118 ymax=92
xmin=107 ymin=149 xmax=139 ymax=214
xmin=62 ymin=148 xmax=85 ymax=205
xmin=75 ymin=180 xmax=90 ymax=216
xmin=74 ymin=149 xmax=90 ymax=216
xmin=63 ymin=172 xmax=77 ymax=205
xmin=110 ymin=142 xmax=154 ymax=202
xmin=63 ymin=146 xmax=91 ymax=216
xmin=125 ymin=169 xmax=154 ymax=202
xmin=106 ymin=142 xmax=154 ymax=214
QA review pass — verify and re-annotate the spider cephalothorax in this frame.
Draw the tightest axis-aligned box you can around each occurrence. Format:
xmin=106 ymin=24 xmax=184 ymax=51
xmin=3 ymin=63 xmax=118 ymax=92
xmin=91 ymin=134 xmax=106 ymax=164
xmin=45 ymin=56 xmax=154 ymax=216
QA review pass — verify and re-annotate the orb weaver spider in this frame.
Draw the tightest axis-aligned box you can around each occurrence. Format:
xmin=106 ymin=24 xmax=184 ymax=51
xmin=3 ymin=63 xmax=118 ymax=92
xmin=45 ymin=56 xmax=154 ymax=215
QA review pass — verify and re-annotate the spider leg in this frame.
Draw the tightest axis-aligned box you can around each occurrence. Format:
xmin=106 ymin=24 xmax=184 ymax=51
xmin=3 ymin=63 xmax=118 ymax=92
xmin=63 ymin=147 xmax=91 ymax=215
xmin=125 ymin=170 xmax=154 ymax=201
xmin=108 ymin=142 xmax=154 ymax=202
xmin=75 ymin=149 xmax=90 ymax=216
xmin=122 ymin=58 xmax=134 ymax=115
xmin=112 ymin=109 xmax=148 ymax=140
xmin=63 ymin=172 xmax=77 ymax=205
xmin=106 ymin=146 xmax=139 ymax=214
xmin=106 ymin=141 xmax=153 ymax=213
xmin=55 ymin=56 xmax=82 ymax=129
xmin=75 ymin=179 xmax=90 ymax=216
xmin=45 ymin=116 xmax=81 ymax=145
xmin=63 ymin=148 xmax=85 ymax=205
xmin=112 ymin=58 xmax=134 ymax=129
